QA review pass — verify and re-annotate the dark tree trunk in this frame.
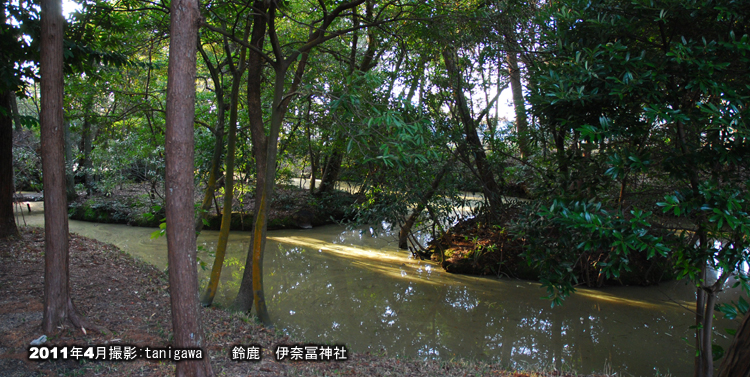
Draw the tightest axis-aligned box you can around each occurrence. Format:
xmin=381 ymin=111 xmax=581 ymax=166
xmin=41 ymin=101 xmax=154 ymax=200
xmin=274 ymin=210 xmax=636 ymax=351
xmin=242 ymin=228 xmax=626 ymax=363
xmin=304 ymin=99 xmax=317 ymax=194
xmin=718 ymin=310 xmax=750 ymax=377
xmin=201 ymin=24 xmax=249 ymax=307
xmin=233 ymin=0 xmax=269 ymax=314
xmin=64 ymin=120 xmax=76 ymax=201
xmin=318 ymin=148 xmax=343 ymax=194
xmin=80 ymin=116 xmax=95 ymax=193
xmin=10 ymin=93 xmax=23 ymax=132
xmin=398 ymin=163 xmax=449 ymax=249
xmin=507 ymin=51 xmax=529 ymax=159
xmin=317 ymin=4 xmax=377 ymax=195
xmin=234 ymin=0 xmax=366 ymax=324
xmin=40 ymin=0 xmax=85 ymax=333
xmin=0 ymin=90 xmax=18 ymax=238
xmin=441 ymin=47 xmax=504 ymax=217
xmin=164 ymin=0 xmax=213 ymax=374
xmin=195 ymin=41 xmax=226 ymax=233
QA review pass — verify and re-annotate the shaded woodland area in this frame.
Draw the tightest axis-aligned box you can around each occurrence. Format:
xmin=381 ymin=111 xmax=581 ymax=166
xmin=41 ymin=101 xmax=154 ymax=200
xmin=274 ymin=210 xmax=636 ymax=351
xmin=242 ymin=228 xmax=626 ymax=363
xmin=2 ymin=0 xmax=750 ymax=376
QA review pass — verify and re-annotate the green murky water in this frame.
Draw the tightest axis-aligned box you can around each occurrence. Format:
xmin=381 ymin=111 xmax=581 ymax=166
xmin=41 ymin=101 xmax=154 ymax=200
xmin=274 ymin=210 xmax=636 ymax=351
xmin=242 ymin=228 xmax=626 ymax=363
xmin=20 ymin=201 xmax=738 ymax=376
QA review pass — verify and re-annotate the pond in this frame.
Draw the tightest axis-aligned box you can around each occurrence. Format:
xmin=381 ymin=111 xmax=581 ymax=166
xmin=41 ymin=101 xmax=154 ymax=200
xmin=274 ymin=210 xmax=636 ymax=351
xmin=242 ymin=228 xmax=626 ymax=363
xmin=20 ymin=201 xmax=739 ymax=376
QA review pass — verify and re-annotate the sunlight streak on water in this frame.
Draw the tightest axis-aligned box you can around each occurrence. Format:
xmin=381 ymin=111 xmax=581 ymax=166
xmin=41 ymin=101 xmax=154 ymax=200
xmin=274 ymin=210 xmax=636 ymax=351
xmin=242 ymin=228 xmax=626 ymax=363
xmin=19 ymin=202 xmax=743 ymax=376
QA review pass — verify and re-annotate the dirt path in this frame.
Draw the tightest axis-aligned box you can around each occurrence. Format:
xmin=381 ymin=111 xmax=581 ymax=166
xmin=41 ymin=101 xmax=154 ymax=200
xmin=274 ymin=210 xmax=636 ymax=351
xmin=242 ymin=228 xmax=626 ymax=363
xmin=0 ymin=227 xmax=605 ymax=377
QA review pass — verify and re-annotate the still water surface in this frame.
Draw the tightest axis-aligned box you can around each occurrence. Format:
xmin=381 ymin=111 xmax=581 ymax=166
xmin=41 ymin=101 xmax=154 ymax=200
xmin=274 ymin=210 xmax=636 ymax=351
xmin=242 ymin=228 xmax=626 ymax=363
xmin=21 ymin=202 xmax=738 ymax=376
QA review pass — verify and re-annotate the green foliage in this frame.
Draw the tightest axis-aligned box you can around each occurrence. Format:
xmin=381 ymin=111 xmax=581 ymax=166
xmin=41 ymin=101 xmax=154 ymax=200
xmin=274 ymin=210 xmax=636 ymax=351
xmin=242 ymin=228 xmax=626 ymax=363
xmin=656 ymin=182 xmax=750 ymax=284
xmin=68 ymin=197 xmax=134 ymax=224
xmin=512 ymin=199 xmax=670 ymax=306
xmin=713 ymin=279 xmax=750 ymax=360
xmin=527 ymin=0 xmax=750 ymax=371
xmin=12 ymin=141 xmax=42 ymax=191
xmin=89 ymin=130 xmax=165 ymax=196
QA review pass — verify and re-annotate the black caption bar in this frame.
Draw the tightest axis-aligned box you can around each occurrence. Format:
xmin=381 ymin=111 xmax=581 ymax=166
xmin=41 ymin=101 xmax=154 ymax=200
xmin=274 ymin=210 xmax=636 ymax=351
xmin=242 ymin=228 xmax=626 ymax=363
xmin=28 ymin=346 xmax=204 ymax=361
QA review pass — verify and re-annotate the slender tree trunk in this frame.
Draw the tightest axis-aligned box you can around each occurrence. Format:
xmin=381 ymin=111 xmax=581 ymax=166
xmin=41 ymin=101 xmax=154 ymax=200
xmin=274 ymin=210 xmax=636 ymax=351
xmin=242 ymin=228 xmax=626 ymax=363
xmin=10 ymin=93 xmax=23 ymax=132
xmin=1 ymin=4 xmax=18 ymax=239
xmin=694 ymin=242 xmax=707 ymax=377
xmin=79 ymin=115 xmax=95 ymax=193
xmin=507 ymin=51 xmax=529 ymax=159
xmin=164 ymin=0 xmax=213 ymax=374
xmin=398 ymin=162 xmax=450 ymax=249
xmin=0 ymin=90 xmax=18 ymax=238
xmin=318 ymin=4 xmax=377 ymax=195
xmin=195 ymin=42 xmax=226 ymax=233
xmin=248 ymin=67 xmax=290 ymax=326
xmin=234 ymin=0 xmax=364 ymax=322
xmin=718 ymin=310 xmax=750 ymax=377
xmin=441 ymin=47 xmax=504 ymax=217
xmin=318 ymin=148 xmax=343 ymax=194
xmin=304 ymin=99 xmax=317 ymax=194
xmin=701 ymin=290 xmax=717 ymax=377
xmin=233 ymin=0 xmax=269 ymax=314
xmin=40 ymin=0 xmax=85 ymax=333
xmin=238 ymin=3 xmax=313 ymax=323
xmin=199 ymin=90 xmax=236 ymax=306
xmin=201 ymin=26 xmax=249 ymax=307
xmin=64 ymin=120 xmax=76 ymax=200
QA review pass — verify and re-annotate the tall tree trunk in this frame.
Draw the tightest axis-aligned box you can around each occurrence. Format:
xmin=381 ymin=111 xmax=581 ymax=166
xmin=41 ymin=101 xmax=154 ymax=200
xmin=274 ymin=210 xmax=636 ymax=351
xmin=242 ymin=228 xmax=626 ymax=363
xmin=718 ymin=310 xmax=750 ymax=377
xmin=201 ymin=25 xmax=249 ymax=307
xmin=233 ymin=0 xmax=269 ymax=314
xmin=247 ymin=63 xmax=295 ymax=326
xmin=0 ymin=90 xmax=18 ymax=238
xmin=318 ymin=148 xmax=343 ymax=194
xmin=701 ymin=289 xmax=717 ymax=377
xmin=317 ymin=2 xmax=377 ymax=195
xmin=507 ymin=51 xmax=529 ymax=159
xmin=304 ymin=98 xmax=317 ymax=194
xmin=64 ymin=120 xmax=76 ymax=201
xmin=194 ymin=41 xmax=226 ymax=233
xmin=40 ymin=0 xmax=85 ymax=333
xmin=164 ymin=0 xmax=213 ymax=374
xmin=441 ymin=47 xmax=504 ymax=218
xmin=79 ymin=115 xmax=95 ymax=193
xmin=233 ymin=0 xmax=365 ymax=323
xmin=1 ymin=0 xmax=18 ymax=239
xmin=10 ymin=93 xmax=23 ymax=132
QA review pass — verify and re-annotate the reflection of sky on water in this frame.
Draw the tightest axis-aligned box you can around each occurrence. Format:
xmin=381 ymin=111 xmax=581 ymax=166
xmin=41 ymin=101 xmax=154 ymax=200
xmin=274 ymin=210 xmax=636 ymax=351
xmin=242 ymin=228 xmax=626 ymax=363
xmin=21 ymin=204 xmax=742 ymax=376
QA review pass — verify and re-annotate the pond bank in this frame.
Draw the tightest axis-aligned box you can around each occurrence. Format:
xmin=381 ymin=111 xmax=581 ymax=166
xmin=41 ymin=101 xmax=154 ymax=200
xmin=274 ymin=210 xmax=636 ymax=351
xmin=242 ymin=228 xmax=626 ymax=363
xmin=0 ymin=228 xmax=612 ymax=377
xmin=64 ymin=182 xmax=358 ymax=230
xmin=429 ymin=208 xmax=675 ymax=287
xmin=12 ymin=202 xmax=720 ymax=376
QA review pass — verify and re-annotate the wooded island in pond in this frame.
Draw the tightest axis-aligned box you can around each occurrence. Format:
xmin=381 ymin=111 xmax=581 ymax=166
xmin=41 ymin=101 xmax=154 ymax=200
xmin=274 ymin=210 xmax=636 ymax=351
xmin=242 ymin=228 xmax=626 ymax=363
xmin=2 ymin=0 xmax=750 ymax=376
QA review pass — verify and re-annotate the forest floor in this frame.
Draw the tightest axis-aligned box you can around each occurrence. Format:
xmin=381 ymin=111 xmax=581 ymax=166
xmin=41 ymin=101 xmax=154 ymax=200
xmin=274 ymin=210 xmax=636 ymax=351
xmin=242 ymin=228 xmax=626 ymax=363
xmin=0 ymin=227 xmax=613 ymax=377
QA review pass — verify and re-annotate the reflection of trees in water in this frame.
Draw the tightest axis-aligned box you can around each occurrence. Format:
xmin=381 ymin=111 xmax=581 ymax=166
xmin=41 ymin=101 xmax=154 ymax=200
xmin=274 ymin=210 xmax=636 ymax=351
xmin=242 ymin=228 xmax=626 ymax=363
xmin=261 ymin=244 xmax=617 ymax=370
xmin=205 ymin=240 xmax=692 ymax=376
